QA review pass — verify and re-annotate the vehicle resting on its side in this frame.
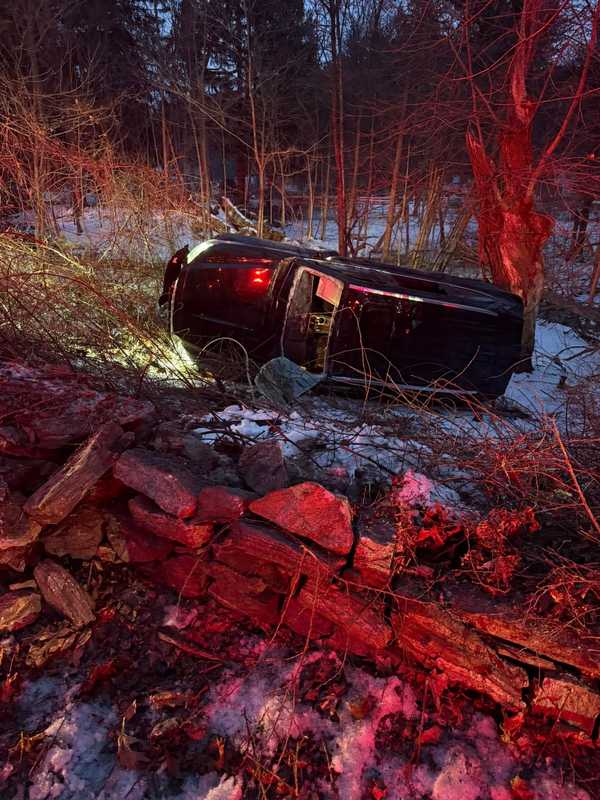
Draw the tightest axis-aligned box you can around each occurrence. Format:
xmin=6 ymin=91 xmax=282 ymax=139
xmin=160 ymin=233 xmax=524 ymax=399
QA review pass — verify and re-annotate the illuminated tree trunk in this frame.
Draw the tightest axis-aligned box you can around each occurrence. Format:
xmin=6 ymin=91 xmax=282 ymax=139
xmin=467 ymin=0 xmax=597 ymax=370
xmin=466 ymin=0 xmax=553 ymax=370
xmin=467 ymin=130 xmax=552 ymax=369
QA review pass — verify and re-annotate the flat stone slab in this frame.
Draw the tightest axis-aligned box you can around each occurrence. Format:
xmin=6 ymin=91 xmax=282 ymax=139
xmin=42 ymin=505 xmax=105 ymax=559
xmin=25 ymin=422 xmax=128 ymax=526
xmin=249 ymin=482 xmax=354 ymax=556
xmin=214 ymin=520 xmax=343 ymax=584
xmin=532 ymin=675 xmax=600 ymax=736
xmin=129 ymin=495 xmax=213 ymax=548
xmin=0 ymin=590 xmax=41 ymax=632
xmin=114 ymin=448 xmax=203 ymax=518
xmin=34 ymin=559 xmax=95 ymax=628
xmin=392 ymin=593 xmax=528 ymax=710
xmin=353 ymin=519 xmax=396 ymax=589
xmin=0 ymin=487 xmax=42 ymax=550
xmin=297 ymin=578 xmax=391 ymax=652
xmin=106 ymin=513 xmax=174 ymax=563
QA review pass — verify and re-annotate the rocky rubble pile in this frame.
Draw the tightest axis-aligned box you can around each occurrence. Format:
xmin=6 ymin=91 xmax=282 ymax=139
xmin=1 ymin=362 xmax=600 ymax=744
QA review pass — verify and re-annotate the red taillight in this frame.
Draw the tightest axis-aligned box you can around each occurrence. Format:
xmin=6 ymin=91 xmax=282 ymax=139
xmin=232 ymin=267 xmax=274 ymax=295
xmin=251 ymin=268 xmax=270 ymax=285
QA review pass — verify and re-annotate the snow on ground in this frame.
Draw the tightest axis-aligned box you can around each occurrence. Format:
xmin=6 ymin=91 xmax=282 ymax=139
xmin=505 ymin=320 xmax=600 ymax=415
xmin=10 ymin=198 xmax=471 ymax=265
xmin=11 ymin=206 xmax=200 ymax=264
xmin=15 ymin=653 xmax=591 ymax=800
xmin=192 ymin=399 xmax=464 ymax=505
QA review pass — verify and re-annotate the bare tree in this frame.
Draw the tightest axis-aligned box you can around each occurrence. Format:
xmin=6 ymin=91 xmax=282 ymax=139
xmin=465 ymin=0 xmax=599 ymax=365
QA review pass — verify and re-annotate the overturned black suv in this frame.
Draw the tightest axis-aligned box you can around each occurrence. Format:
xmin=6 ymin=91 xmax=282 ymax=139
xmin=160 ymin=233 xmax=523 ymax=399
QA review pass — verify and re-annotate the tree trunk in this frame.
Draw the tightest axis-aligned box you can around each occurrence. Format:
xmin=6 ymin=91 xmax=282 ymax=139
xmin=589 ymin=245 xmax=600 ymax=303
xmin=568 ymin=196 xmax=592 ymax=261
xmin=468 ymin=131 xmax=553 ymax=369
xmin=382 ymin=131 xmax=403 ymax=259
xmin=320 ymin=157 xmax=331 ymax=241
xmin=306 ymin=156 xmax=314 ymax=240
xmin=329 ymin=2 xmax=346 ymax=256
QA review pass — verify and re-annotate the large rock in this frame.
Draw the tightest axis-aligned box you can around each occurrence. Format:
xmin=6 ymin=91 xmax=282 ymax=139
xmin=196 ymin=486 xmax=253 ymax=523
xmin=159 ymin=555 xmax=208 ymax=598
xmin=213 ymin=520 xmax=343 ymax=584
xmin=239 ymin=441 xmax=288 ymax=494
xmin=114 ymin=448 xmax=202 ymax=518
xmin=279 ymin=596 xmax=335 ymax=640
xmin=0 ymin=425 xmax=45 ymax=457
xmin=0 ymin=361 xmax=156 ymax=450
xmin=42 ymin=505 xmax=105 ymax=559
xmin=34 ymin=559 xmax=95 ymax=627
xmin=24 ymin=422 xmax=129 ymax=526
xmin=0 ymin=456 xmax=55 ymax=492
xmin=128 ymin=495 xmax=213 ymax=548
xmin=0 ymin=545 xmax=30 ymax=572
xmin=208 ymin=562 xmax=280 ymax=629
xmin=0 ymin=590 xmax=41 ymax=632
xmin=249 ymin=482 xmax=354 ymax=556
xmin=449 ymin=583 xmax=600 ymax=679
xmin=353 ymin=519 xmax=396 ymax=589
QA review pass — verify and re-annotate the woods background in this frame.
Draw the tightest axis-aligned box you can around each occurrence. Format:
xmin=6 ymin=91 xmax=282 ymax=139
xmin=1 ymin=0 xmax=599 ymax=356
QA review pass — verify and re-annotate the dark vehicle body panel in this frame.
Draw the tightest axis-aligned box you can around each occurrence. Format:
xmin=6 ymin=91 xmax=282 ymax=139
xmin=166 ymin=234 xmax=523 ymax=398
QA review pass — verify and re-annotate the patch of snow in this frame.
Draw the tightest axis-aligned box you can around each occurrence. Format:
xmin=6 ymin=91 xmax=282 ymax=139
xmin=178 ymin=773 xmax=242 ymax=800
xmin=27 ymin=698 xmax=121 ymax=800
xmin=391 ymin=469 xmax=460 ymax=507
xmin=506 ymin=320 xmax=600 ymax=415
xmin=163 ymin=604 xmax=199 ymax=630
xmin=331 ymin=669 xmax=416 ymax=800
xmin=193 ymin=402 xmax=436 ymax=485
xmin=17 ymin=653 xmax=592 ymax=800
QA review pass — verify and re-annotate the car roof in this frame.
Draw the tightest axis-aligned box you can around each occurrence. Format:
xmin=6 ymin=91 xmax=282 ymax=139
xmin=293 ymin=255 xmax=522 ymax=316
xmin=197 ymin=234 xmax=521 ymax=315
